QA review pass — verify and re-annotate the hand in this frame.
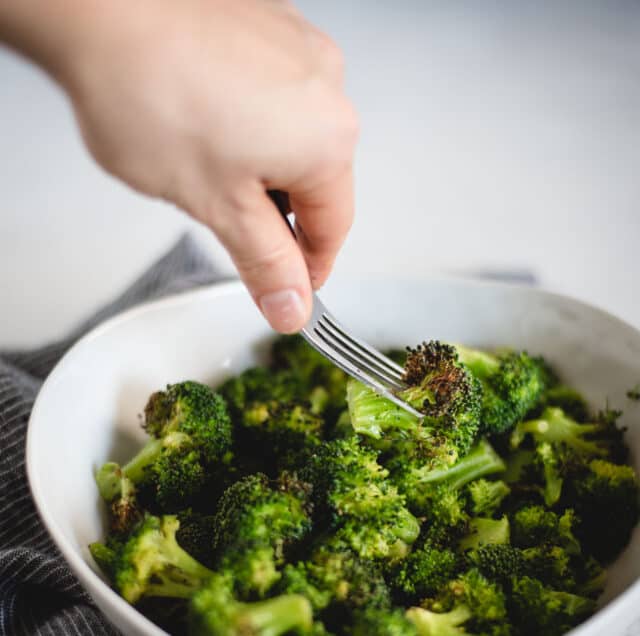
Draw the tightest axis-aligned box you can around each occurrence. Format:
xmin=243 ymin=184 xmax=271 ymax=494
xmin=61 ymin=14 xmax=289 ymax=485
xmin=0 ymin=0 xmax=358 ymax=333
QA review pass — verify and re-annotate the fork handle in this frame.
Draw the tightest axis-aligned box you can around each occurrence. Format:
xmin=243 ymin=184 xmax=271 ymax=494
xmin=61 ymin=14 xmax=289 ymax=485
xmin=267 ymin=189 xmax=296 ymax=238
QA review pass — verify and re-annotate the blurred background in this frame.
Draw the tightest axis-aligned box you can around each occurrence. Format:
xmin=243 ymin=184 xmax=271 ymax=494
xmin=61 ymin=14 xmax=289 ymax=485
xmin=1 ymin=1 xmax=639 ymax=347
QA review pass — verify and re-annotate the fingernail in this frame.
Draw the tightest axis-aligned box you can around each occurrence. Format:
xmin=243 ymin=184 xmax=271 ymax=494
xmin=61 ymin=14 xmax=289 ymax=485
xmin=259 ymin=289 xmax=306 ymax=333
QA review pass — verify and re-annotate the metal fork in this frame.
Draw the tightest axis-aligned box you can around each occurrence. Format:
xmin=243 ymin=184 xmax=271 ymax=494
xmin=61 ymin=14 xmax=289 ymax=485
xmin=268 ymin=191 xmax=423 ymax=419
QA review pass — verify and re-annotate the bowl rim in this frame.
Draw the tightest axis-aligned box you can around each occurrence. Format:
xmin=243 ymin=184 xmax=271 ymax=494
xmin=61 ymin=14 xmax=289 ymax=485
xmin=25 ymin=275 xmax=640 ymax=635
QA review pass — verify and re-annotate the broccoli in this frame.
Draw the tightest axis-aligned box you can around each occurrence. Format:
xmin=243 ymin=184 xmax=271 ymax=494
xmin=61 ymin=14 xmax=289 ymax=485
xmin=410 ymin=569 xmax=510 ymax=636
xmin=211 ymin=473 xmax=312 ymax=597
xmin=91 ymin=339 xmax=640 ymax=636
xmin=565 ymin=458 xmax=640 ymax=562
xmin=458 ymin=515 xmax=510 ymax=551
xmin=189 ymin=572 xmax=313 ymax=636
xmin=92 ymin=514 xmax=214 ymax=604
xmin=390 ymin=546 xmax=459 ymax=603
xmin=239 ymin=400 xmax=324 ymax=473
xmin=466 ymin=544 xmax=526 ymax=583
xmin=455 ymin=345 xmax=550 ymax=435
xmin=509 ymin=576 xmax=596 ymax=636
xmin=510 ymin=505 xmax=581 ymax=555
xmin=348 ymin=342 xmax=482 ymax=467
xmin=542 ymin=385 xmax=591 ymax=422
xmin=175 ymin=510 xmax=217 ymax=568
xmin=405 ymin=606 xmax=472 ymax=636
xmin=391 ymin=439 xmax=505 ymax=518
xmin=467 ymin=479 xmax=511 ymax=517
xmin=349 ymin=608 xmax=418 ymax=636
xmin=511 ymin=406 xmax=613 ymax=457
xmin=302 ymin=438 xmax=420 ymax=562
xmin=96 ymin=381 xmax=232 ymax=515
xmin=627 ymin=384 xmax=640 ymax=402
xmin=280 ymin=538 xmax=391 ymax=626
xmin=270 ymin=334 xmax=348 ymax=420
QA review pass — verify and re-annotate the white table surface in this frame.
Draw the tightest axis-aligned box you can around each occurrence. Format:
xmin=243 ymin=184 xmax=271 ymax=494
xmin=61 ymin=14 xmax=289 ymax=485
xmin=1 ymin=1 xmax=639 ymax=348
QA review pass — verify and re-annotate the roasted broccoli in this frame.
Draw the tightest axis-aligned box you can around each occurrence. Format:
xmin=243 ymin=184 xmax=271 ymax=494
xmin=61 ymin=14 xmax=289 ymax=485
xmin=455 ymin=345 xmax=550 ymax=435
xmin=211 ymin=473 xmax=312 ymax=597
xmin=96 ymin=381 xmax=232 ymax=519
xmin=90 ymin=514 xmax=214 ymax=604
xmin=189 ymin=572 xmax=313 ymax=636
xmin=91 ymin=338 xmax=640 ymax=636
xmin=302 ymin=437 xmax=420 ymax=562
xmin=348 ymin=342 xmax=482 ymax=468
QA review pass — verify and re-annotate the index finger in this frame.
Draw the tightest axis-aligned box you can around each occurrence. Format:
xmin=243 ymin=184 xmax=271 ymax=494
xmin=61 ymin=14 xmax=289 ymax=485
xmin=288 ymin=167 xmax=354 ymax=290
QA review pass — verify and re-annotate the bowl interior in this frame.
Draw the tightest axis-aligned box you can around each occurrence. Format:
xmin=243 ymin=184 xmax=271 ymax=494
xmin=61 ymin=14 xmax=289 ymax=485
xmin=27 ymin=277 xmax=640 ymax=635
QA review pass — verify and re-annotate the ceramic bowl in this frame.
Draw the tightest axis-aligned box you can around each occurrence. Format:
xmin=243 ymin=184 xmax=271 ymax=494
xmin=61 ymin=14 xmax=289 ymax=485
xmin=26 ymin=277 xmax=640 ymax=635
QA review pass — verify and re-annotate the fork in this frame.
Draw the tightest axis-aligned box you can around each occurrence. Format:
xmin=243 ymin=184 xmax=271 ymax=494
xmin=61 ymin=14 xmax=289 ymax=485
xmin=268 ymin=190 xmax=424 ymax=419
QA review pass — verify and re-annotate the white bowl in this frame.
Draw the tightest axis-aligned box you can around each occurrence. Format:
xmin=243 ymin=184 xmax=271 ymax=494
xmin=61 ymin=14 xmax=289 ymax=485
xmin=26 ymin=277 xmax=640 ymax=636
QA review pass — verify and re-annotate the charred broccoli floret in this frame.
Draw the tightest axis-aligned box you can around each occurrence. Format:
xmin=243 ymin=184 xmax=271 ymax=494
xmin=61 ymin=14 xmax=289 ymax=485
xmin=348 ymin=342 xmax=482 ymax=468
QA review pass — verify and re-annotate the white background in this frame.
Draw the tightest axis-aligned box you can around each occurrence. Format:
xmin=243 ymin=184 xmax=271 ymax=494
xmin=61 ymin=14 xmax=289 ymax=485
xmin=1 ymin=1 xmax=639 ymax=347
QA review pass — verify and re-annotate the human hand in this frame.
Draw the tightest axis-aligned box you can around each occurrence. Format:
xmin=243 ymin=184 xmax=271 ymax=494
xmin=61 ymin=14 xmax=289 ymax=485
xmin=0 ymin=0 xmax=358 ymax=333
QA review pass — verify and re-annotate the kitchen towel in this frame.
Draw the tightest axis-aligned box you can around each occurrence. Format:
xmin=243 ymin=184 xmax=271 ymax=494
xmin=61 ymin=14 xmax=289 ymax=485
xmin=0 ymin=235 xmax=229 ymax=636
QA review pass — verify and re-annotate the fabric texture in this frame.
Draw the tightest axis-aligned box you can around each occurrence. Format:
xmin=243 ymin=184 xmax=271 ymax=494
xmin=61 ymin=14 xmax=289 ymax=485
xmin=0 ymin=235 xmax=229 ymax=636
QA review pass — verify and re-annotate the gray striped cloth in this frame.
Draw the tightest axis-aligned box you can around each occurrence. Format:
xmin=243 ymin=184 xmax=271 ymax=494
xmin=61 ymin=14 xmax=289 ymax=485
xmin=0 ymin=235 xmax=229 ymax=635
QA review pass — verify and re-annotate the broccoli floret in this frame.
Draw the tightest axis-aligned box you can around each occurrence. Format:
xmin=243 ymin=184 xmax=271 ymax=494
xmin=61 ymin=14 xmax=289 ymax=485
xmin=542 ymin=385 xmax=591 ymax=422
xmin=219 ymin=367 xmax=297 ymax=414
xmin=348 ymin=342 xmax=482 ymax=467
xmin=466 ymin=544 xmax=526 ymax=583
xmin=390 ymin=546 xmax=459 ymax=603
xmin=240 ymin=400 xmax=324 ymax=473
xmin=349 ymin=607 xmax=418 ymax=636
xmin=455 ymin=345 xmax=550 ymax=435
xmin=280 ymin=538 xmax=391 ymax=623
xmin=212 ymin=473 xmax=312 ymax=597
xmin=511 ymin=407 xmax=613 ymax=457
xmin=175 ymin=510 xmax=217 ymax=568
xmin=302 ymin=438 xmax=419 ymax=562
xmin=510 ymin=505 xmax=580 ymax=555
xmin=99 ymin=514 xmax=214 ymax=604
xmin=467 ymin=479 xmax=511 ymax=517
xmin=509 ymin=576 xmax=596 ymax=636
xmin=414 ymin=569 xmax=510 ymax=636
xmin=392 ymin=439 xmax=505 ymax=517
xmin=189 ymin=572 xmax=312 ymax=636
xmin=520 ymin=544 xmax=574 ymax=591
xmin=96 ymin=382 xmax=232 ymax=514
xmin=270 ymin=334 xmax=348 ymax=420
xmin=566 ymin=458 xmax=640 ymax=562
xmin=459 ymin=515 xmax=510 ymax=551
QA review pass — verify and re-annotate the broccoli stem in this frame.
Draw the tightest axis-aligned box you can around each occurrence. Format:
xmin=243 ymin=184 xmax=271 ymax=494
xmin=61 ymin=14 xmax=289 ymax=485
xmin=455 ymin=346 xmax=500 ymax=378
xmin=406 ymin=605 xmax=472 ymax=635
xmin=511 ymin=408 xmax=605 ymax=455
xmin=121 ymin=438 xmax=164 ymax=483
xmin=347 ymin=380 xmax=418 ymax=439
xmin=416 ymin=439 xmax=505 ymax=490
xmin=234 ymin=594 xmax=313 ymax=635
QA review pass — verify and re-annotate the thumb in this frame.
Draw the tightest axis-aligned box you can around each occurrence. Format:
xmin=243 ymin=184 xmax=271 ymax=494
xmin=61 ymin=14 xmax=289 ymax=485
xmin=209 ymin=186 xmax=313 ymax=333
